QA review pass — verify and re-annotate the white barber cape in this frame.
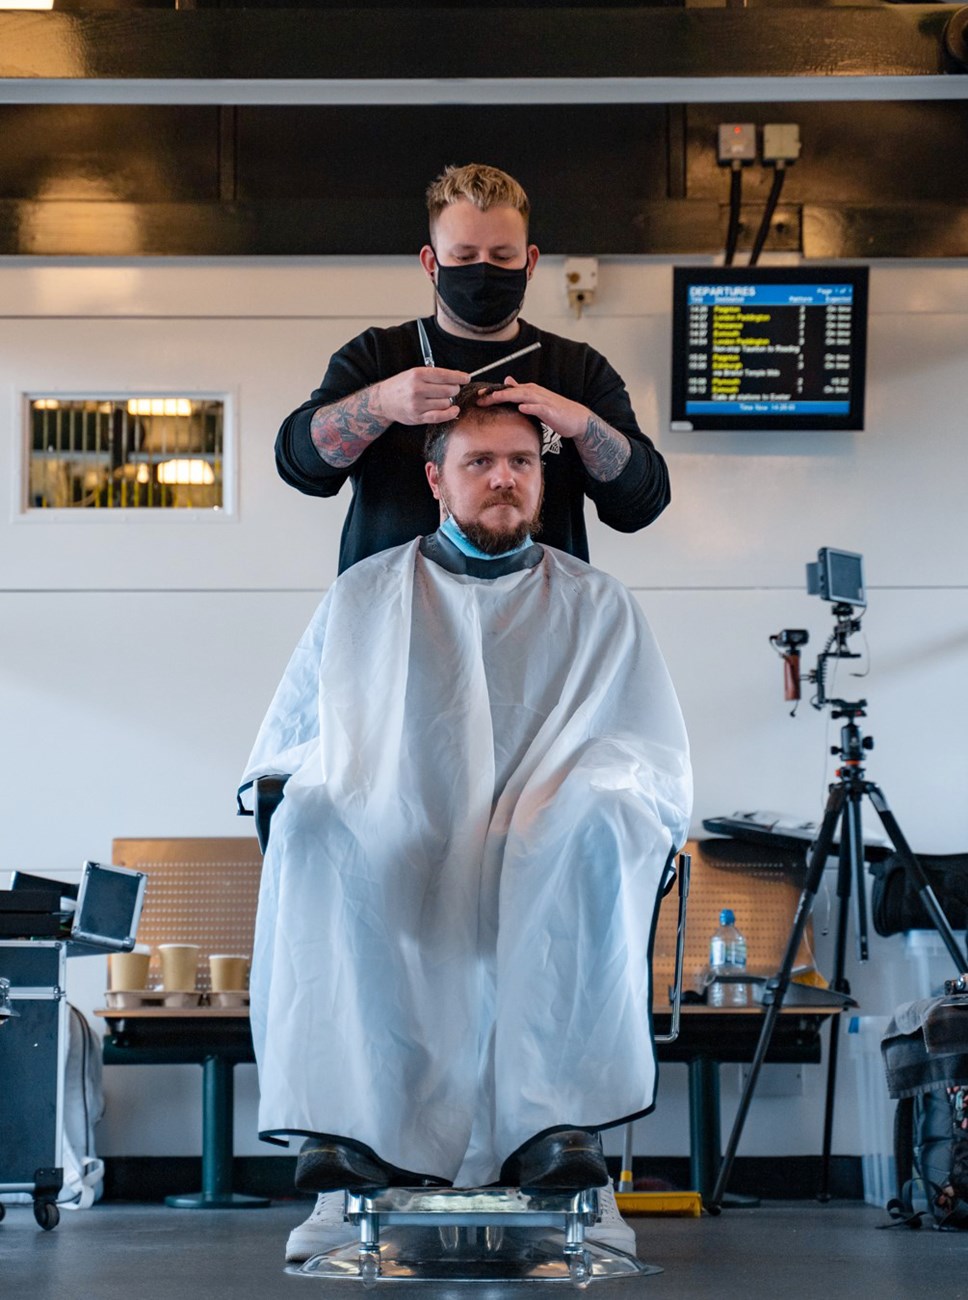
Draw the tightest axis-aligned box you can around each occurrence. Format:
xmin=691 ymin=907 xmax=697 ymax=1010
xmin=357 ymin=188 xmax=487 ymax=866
xmin=242 ymin=538 xmax=692 ymax=1187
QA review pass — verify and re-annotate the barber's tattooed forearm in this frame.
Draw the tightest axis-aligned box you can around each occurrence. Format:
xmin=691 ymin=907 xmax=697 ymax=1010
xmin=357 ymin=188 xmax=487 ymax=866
xmin=310 ymin=389 xmax=388 ymax=469
xmin=573 ymin=415 xmax=632 ymax=482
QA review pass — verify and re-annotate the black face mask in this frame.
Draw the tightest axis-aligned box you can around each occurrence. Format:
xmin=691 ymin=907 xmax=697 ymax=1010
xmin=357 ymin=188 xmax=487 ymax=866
xmin=433 ymin=259 xmax=529 ymax=331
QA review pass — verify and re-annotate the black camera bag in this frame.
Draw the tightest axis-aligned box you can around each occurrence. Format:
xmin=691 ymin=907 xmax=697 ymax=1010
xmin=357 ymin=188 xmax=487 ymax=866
xmin=871 ymin=853 xmax=968 ymax=938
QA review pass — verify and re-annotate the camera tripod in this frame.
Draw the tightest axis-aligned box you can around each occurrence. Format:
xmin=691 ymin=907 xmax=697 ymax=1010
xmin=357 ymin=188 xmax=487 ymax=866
xmin=708 ymin=695 xmax=968 ymax=1212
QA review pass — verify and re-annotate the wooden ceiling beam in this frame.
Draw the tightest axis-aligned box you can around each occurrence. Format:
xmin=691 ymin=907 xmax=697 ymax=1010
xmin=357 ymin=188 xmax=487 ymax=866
xmin=1 ymin=7 xmax=967 ymax=104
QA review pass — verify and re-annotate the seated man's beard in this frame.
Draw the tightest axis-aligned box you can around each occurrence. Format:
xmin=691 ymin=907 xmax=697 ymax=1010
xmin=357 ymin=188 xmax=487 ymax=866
xmin=453 ymin=490 xmax=543 ymax=556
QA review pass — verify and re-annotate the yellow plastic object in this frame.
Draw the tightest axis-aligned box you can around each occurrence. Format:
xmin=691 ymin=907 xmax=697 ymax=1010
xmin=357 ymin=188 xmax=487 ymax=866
xmin=615 ymin=1190 xmax=702 ymax=1217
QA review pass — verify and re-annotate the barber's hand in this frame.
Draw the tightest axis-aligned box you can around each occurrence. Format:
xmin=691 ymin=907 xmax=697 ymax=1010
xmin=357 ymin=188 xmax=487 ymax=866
xmin=477 ymin=377 xmax=591 ymax=441
xmin=373 ymin=367 xmax=469 ymax=426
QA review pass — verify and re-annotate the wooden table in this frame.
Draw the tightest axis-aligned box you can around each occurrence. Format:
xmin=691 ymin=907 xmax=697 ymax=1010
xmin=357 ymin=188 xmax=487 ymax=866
xmin=653 ymin=1002 xmax=840 ymax=1202
xmin=97 ymin=1000 xmax=839 ymax=1208
xmin=95 ymin=1006 xmax=266 ymax=1209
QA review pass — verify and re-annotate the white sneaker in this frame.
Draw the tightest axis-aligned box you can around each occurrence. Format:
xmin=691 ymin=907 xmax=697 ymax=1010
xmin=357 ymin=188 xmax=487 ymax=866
xmin=285 ymin=1191 xmax=356 ymax=1262
xmin=587 ymin=1185 xmax=637 ymax=1256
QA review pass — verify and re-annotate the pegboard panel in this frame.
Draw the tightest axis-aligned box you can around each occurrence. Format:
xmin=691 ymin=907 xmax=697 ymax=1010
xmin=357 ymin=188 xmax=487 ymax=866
xmin=653 ymin=839 xmax=816 ymax=1005
xmin=112 ymin=837 xmax=263 ymax=993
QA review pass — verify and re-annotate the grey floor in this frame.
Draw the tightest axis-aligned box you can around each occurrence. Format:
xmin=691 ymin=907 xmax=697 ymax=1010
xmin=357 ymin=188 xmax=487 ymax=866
xmin=3 ymin=1199 xmax=967 ymax=1300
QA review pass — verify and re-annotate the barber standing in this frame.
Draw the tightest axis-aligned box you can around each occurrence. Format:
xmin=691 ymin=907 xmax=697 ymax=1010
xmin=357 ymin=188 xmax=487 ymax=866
xmin=275 ymin=163 xmax=670 ymax=574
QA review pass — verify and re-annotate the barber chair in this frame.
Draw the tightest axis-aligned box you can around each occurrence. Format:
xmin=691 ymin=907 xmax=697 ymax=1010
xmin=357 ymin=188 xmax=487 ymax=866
xmin=241 ymin=776 xmax=690 ymax=1288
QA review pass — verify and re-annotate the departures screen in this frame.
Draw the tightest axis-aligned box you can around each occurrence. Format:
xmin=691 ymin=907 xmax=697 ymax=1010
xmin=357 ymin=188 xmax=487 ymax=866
xmin=670 ymin=266 xmax=869 ymax=431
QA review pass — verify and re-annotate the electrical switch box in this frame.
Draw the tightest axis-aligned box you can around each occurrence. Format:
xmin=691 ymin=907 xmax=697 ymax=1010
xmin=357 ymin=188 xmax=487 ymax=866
xmin=717 ymin=123 xmax=757 ymax=164
xmin=763 ymin=123 xmax=802 ymax=164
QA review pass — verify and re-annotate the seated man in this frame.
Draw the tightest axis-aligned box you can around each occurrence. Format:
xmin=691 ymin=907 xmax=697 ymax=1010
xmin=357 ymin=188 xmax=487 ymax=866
xmin=241 ymin=383 xmax=692 ymax=1261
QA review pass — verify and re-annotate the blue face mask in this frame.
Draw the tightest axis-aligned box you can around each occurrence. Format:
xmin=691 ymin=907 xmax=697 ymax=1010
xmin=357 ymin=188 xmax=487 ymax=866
xmin=434 ymin=259 xmax=528 ymax=330
xmin=439 ymin=514 xmax=532 ymax=561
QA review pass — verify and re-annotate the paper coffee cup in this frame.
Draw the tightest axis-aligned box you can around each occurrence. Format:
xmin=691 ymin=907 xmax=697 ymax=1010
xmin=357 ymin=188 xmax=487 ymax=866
xmin=158 ymin=943 xmax=200 ymax=991
xmin=209 ymin=954 xmax=249 ymax=993
xmin=109 ymin=949 xmax=151 ymax=991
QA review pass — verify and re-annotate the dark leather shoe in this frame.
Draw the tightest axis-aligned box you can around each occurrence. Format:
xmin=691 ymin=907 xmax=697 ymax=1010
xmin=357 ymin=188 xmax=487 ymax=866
xmin=294 ymin=1135 xmax=450 ymax=1193
xmin=499 ymin=1128 xmax=609 ymax=1191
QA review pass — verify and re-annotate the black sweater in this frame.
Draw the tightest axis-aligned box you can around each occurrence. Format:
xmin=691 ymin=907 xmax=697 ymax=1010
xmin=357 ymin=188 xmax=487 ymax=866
xmin=276 ymin=316 xmax=670 ymax=574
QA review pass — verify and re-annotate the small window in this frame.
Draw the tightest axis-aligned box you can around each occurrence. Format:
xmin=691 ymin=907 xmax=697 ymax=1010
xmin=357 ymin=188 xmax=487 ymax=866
xmin=25 ymin=396 xmax=226 ymax=512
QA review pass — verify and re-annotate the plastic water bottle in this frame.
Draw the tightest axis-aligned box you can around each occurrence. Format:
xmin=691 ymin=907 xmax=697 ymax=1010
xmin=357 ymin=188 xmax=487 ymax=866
xmin=709 ymin=908 xmax=748 ymax=1007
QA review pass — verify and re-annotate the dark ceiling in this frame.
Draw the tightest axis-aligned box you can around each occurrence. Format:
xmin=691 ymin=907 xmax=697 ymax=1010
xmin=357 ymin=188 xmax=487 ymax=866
xmin=0 ymin=4 xmax=966 ymax=257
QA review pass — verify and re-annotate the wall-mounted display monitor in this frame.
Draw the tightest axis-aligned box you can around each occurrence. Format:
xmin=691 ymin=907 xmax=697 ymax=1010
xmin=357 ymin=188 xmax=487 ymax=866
xmin=670 ymin=266 xmax=869 ymax=431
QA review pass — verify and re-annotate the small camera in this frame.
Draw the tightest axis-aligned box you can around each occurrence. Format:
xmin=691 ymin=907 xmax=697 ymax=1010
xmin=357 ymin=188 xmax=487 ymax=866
xmin=769 ymin=628 xmax=810 ymax=703
xmin=806 ymin=547 xmax=866 ymax=608
xmin=774 ymin=629 xmax=809 ymax=650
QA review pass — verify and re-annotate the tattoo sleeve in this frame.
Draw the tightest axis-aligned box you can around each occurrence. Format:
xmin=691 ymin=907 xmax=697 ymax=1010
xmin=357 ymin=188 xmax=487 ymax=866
xmin=573 ymin=414 xmax=633 ymax=483
xmin=309 ymin=386 xmax=389 ymax=469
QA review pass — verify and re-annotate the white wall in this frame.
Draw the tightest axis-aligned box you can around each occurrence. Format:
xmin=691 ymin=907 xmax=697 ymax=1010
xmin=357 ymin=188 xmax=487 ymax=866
xmin=1 ymin=256 xmax=966 ymax=1168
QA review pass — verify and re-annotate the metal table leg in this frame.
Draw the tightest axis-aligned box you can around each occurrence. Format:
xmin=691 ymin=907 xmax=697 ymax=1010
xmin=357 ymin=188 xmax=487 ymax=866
xmin=688 ymin=1057 xmax=721 ymax=1203
xmin=166 ymin=1055 xmax=269 ymax=1209
xmin=688 ymin=1056 xmax=759 ymax=1208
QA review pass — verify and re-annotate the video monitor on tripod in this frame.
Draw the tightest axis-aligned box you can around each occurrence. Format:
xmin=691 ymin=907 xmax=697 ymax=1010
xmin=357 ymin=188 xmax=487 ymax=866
xmin=806 ymin=547 xmax=866 ymax=608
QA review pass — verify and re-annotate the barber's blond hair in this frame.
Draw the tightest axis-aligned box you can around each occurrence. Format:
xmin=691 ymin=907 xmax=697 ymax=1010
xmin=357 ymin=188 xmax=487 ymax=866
xmin=426 ymin=164 xmax=530 ymax=234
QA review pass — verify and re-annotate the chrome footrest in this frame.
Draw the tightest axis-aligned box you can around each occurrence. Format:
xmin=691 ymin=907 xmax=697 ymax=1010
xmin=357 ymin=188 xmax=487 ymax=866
xmin=349 ymin=1185 xmax=601 ymax=1229
xmin=286 ymin=1186 xmax=660 ymax=1286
